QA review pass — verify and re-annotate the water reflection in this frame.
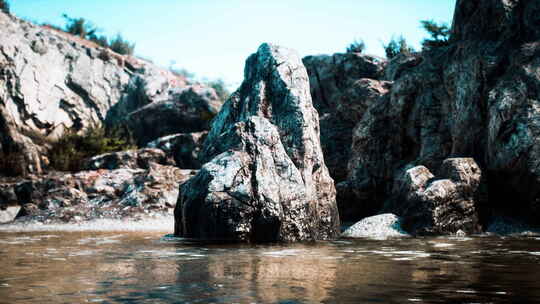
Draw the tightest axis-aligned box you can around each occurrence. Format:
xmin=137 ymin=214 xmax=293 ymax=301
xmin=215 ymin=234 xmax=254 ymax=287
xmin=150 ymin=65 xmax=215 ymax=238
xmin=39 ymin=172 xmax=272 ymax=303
xmin=1 ymin=232 xmax=540 ymax=303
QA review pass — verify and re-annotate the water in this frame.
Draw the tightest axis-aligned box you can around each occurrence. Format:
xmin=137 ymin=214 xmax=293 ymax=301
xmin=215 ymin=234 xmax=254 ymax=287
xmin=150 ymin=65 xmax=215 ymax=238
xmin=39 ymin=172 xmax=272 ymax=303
xmin=1 ymin=229 xmax=540 ymax=303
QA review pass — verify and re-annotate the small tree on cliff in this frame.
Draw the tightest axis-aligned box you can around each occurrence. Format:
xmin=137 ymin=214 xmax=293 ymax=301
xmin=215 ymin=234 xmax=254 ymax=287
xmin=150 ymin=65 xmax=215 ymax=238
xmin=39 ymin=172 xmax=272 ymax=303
xmin=109 ymin=34 xmax=135 ymax=55
xmin=383 ymin=35 xmax=415 ymax=59
xmin=420 ymin=19 xmax=450 ymax=49
xmin=62 ymin=14 xmax=98 ymax=39
xmin=346 ymin=39 xmax=366 ymax=53
xmin=0 ymin=0 xmax=10 ymax=14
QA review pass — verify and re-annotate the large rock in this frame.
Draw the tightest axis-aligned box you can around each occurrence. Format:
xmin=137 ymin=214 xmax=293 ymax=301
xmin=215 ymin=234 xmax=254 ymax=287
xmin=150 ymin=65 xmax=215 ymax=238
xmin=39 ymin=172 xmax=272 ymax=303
xmin=126 ymin=85 xmax=221 ymax=145
xmin=342 ymin=213 xmax=409 ymax=239
xmin=345 ymin=0 xmax=540 ymax=225
xmin=388 ymin=158 xmax=483 ymax=235
xmin=0 ymin=12 xmax=222 ymax=175
xmin=175 ymin=43 xmax=340 ymax=242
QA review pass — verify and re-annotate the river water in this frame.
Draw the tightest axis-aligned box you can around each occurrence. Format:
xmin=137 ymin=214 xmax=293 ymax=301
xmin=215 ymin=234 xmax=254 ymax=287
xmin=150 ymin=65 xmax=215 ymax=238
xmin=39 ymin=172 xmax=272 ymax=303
xmin=1 ymin=225 xmax=540 ymax=303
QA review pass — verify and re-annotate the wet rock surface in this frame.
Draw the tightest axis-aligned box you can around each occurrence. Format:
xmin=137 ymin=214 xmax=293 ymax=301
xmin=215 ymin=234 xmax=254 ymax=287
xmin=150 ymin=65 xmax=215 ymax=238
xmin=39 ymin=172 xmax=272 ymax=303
xmin=342 ymin=213 xmax=409 ymax=239
xmin=176 ymin=43 xmax=340 ymax=242
xmin=0 ymin=164 xmax=196 ymax=224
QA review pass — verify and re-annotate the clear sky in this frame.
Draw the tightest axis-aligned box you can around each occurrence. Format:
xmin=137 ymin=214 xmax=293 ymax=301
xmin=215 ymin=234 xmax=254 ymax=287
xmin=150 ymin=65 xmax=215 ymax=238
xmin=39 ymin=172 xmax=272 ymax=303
xmin=11 ymin=0 xmax=456 ymax=87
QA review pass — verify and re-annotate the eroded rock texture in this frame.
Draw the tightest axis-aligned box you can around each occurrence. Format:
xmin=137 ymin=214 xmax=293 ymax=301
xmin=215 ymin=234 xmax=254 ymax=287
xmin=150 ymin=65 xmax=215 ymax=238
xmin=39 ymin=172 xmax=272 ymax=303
xmin=345 ymin=0 xmax=540 ymax=225
xmin=0 ymin=12 xmax=222 ymax=175
xmin=0 ymin=164 xmax=196 ymax=224
xmin=175 ymin=43 xmax=340 ymax=242
xmin=389 ymin=158 xmax=483 ymax=235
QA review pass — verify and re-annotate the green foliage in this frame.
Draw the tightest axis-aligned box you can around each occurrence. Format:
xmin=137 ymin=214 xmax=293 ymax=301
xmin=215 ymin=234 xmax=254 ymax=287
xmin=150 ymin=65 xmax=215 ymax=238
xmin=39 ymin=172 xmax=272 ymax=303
xmin=170 ymin=67 xmax=195 ymax=80
xmin=0 ymin=0 xmax=9 ymax=14
xmin=346 ymin=39 xmax=366 ymax=53
xmin=420 ymin=20 xmax=450 ymax=48
xmin=62 ymin=14 xmax=98 ymax=39
xmin=109 ymin=34 xmax=135 ymax=55
xmin=383 ymin=36 xmax=415 ymax=59
xmin=207 ymin=79 xmax=230 ymax=101
xmin=48 ymin=125 xmax=135 ymax=172
xmin=60 ymin=14 xmax=135 ymax=55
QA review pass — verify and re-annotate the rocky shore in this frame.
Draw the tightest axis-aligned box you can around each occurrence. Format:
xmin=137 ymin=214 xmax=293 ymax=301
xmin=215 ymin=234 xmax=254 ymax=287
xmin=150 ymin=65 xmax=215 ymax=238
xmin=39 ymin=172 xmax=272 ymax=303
xmin=2 ymin=0 xmax=540 ymax=241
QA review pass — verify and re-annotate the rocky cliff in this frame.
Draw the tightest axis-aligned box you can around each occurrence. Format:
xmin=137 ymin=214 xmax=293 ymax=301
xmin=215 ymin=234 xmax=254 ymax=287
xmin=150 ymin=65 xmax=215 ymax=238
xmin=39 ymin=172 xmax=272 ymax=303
xmin=0 ymin=12 xmax=222 ymax=175
xmin=326 ymin=0 xmax=540 ymax=231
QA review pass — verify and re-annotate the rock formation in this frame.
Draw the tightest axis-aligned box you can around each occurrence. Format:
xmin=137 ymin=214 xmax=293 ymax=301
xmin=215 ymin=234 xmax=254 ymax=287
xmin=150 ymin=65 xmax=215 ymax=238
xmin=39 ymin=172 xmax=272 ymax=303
xmin=0 ymin=12 xmax=222 ymax=175
xmin=0 ymin=163 xmax=196 ymax=224
xmin=175 ymin=43 xmax=340 ymax=242
xmin=146 ymin=131 xmax=207 ymax=169
xmin=389 ymin=158 xmax=483 ymax=235
xmin=339 ymin=0 xmax=540 ymax=228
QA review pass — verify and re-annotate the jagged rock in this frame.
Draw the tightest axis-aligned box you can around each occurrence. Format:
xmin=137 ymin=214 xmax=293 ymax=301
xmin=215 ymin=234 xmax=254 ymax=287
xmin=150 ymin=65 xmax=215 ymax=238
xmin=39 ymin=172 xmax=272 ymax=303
xmin=146 ymin=132 xmax=207 ymax=169
xmin=176 ymin=43 xmax=340 ymax=242
xmin=389 ymin=158 xmax=483 ymax=235
xmin=0 ymin=206 xmax=20 ymax=223
xmin=126 ymin=85 xmax=222 ymax=145
xmin=303 ymin=54 xmax=387 ymax=184
xmin=82 ymin=148 xmax=174 ymax=170
xmin=342 ymin=213 xmax=409 ymax=239
xmin=0 ymin=12 xmax=221 ymax=175
xmin=345 ymin=0 xmax=540 ymax=225
xmin=2 ymin=163 xmax=196 ymax=223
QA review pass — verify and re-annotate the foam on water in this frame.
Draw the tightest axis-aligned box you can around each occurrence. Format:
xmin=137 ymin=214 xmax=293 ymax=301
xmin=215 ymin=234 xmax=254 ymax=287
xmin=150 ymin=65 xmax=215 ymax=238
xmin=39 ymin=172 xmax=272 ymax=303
xmin=0 ymin=216 xmax=174 ymax=232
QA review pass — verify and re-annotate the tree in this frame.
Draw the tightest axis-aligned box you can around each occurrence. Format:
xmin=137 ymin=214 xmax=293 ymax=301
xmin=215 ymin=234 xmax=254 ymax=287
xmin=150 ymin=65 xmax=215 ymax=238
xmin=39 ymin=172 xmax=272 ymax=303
xmin=346 ymin=39 xmax=366 ymax=53
xmin=0 ymin=0 xmax=9 ymax=14
xmin=109 ymin=34 xmax=135 ymax=55
xmin=420 ymin=20 xmax=450 ymax=48
xmin=383 ymin=35 xmax=414 ymax=59
xmin=62 ymin=14 xmax=98 ymax=39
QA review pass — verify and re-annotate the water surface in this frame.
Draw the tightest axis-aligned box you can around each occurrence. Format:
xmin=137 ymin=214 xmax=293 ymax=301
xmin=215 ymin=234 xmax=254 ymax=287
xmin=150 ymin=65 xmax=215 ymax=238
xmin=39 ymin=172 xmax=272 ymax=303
xmin=1 ymin=230 xmax=540 ymax=303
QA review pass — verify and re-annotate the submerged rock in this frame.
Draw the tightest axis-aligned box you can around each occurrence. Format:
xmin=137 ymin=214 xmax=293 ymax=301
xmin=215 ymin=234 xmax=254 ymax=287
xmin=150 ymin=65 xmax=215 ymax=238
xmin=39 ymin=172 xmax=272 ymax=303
xmin=389 ymin=158 xmax=483 ymax=235
xmin=175 ymin=43 xmax=340 ymax=242
xmin=342 ymin=213 xmax=409 ymax=239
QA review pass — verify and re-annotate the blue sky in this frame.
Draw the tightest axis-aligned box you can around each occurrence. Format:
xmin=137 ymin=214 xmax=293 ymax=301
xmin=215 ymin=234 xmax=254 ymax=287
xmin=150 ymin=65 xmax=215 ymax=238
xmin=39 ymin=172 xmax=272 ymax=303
xmin=12 ymin=0 xmax=456 ymax=87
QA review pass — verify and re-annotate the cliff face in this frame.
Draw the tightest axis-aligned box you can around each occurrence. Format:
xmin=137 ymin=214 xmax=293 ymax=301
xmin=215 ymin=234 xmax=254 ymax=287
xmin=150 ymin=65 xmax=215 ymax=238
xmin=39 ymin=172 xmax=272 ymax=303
xmin=0 ymin=12 xmax=221 ymax=175
xmin=342 ymin=0 xmax=540 ymax=226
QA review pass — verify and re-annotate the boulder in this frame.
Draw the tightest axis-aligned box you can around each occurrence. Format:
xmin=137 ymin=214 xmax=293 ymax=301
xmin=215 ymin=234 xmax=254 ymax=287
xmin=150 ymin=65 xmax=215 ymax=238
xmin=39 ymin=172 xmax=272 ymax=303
xmin=342 ymin=213 xmax=409 ymax=239
xmin=146 ymin=131 xmax=207 ymax=169
xmin=83 ymin=148 xmax=174 ymax=170
xmin=389 ymin=158 xmax=483 ymax=235
xmin=175 ymin=43 xmax=340 ymax=242
xmin=126 ymin=85 xmax=222 ymax=145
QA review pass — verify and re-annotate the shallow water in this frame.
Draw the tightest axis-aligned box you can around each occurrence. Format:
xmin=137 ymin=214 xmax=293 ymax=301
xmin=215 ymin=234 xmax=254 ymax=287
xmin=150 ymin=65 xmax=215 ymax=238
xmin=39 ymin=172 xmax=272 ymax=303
xmin=1 ymin=229 xmax=540 ymax=303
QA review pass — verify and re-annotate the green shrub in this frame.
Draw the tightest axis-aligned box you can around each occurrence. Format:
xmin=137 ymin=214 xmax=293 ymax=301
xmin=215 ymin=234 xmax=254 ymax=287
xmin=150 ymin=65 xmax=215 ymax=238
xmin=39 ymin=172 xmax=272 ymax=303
xmin=48 ymin=125 xmax=135 ymax=172
xmin=383 ymin=36 xmax=415 ymax=59
xmin=109 ymin=34 xmax=135 ymax=55
xmin=346 ymin=39 xmax=366 ymax=53
xmin=62 ymin=14 xmax=98 ymax=39
xmin=420 ymin=20 xmax=450 ymax=49
xmin=0 ymin=0 xmax=9 ymax=14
